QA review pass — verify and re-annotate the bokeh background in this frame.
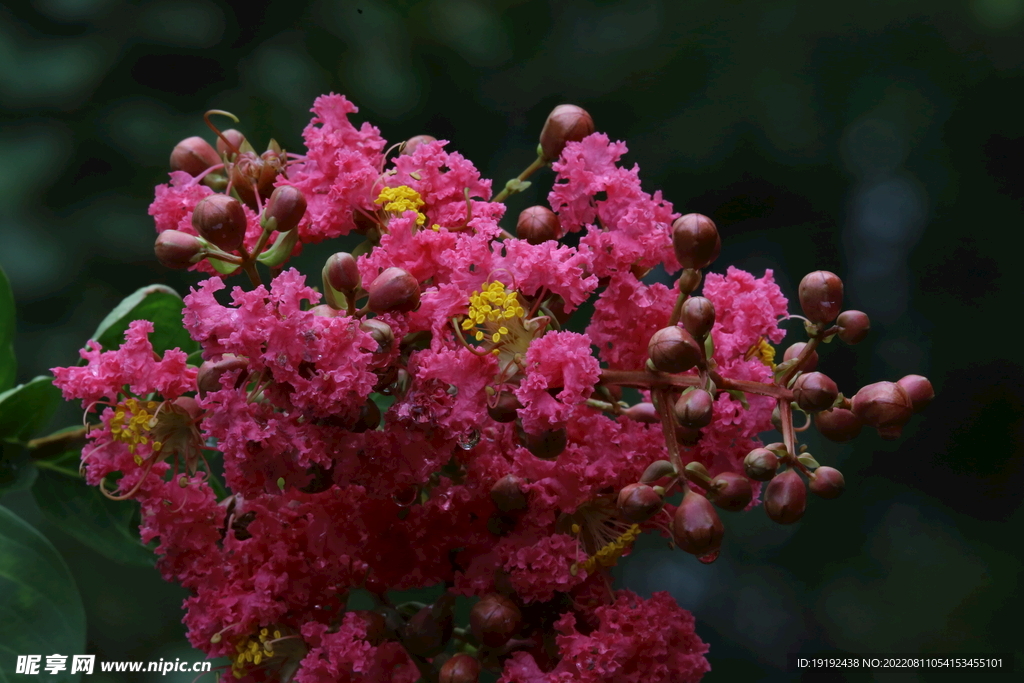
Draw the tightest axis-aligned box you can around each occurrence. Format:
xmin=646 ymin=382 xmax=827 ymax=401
xmin=1 ymin=0 xmax=1022 ymax=680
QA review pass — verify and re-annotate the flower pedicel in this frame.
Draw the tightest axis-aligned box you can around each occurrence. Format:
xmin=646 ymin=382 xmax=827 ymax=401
xmin=52 ymin=94 xmax=932 ymax=683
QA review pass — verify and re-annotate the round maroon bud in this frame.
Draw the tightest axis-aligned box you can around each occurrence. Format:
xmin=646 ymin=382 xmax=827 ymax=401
xmin=709 ymin=472 xmax=753 ymax=512
xmin=763 ymin=469 xmax=807 ymax=524
xmin=469 ymin=594 xmax=521 ymax=648
xmin=400 ymin=134 xmax=437 ymax=156
xmin=215 ymin=128 xmax=245 ymax=157
xmin=743 ymin=447 xmax=779 ymax=481
xmin=353 ymin=610 xmax=388 ymax=646
xmin=170 ymin=136 xmax=220 ymax=176
xmin=402 ymin=597 xmax=454 ymax=658
xmin=264 ymin=185 xmax=306 ymax=233
xmin=836 ymin=309 xmax=870 ymax=344
xmin=154 ymin=230 xmax=204 ymax=269
xmin=671 ymin=214 xmax=721 ymax=270
xmin=622 ymin=402 xmax=659 ymax=423
xmin=798 ymin=270 xmax=844 ymax=324
xmin=197 ymin=355 xmax=248 ymax=398
xmin=490 ymin=474 xmax=528 ymax=513
xmin=616 ymin=483 xmax=664 ymax=523
xmin=672 ymin=489 xmax=724 ymax=557
xmin=192 ymin=194 xmax=246 ymax=252
xmin=325 ymin=252 xmax=361 ymax=293
xmin=539 ymin=104 xmax=595 ymax=161
xmin=439 ymin=653 xmax=481 ymax=683
xmin=792 ymin=372 xmax=839 ymax=412
xmin=517 ymin=425 xmax=567 ymax=460
xmin=851 ymin=381 xmax=913 ymax=439
xmin=171 ymin=395 xmax=203 ymax=421
xmin=814 ymin=408 xmax=863 ymax=442
xmin=516 ymin=205 xmax=560 ymax=244
xmin=367 ymin=267 xmax=420 ymax=313
xmin=648 ymin=326 xmax=703 ymax=373
xmin=674 ymin=389 xmax=714 ymax=429
xmin=487 ymin=392 xmax=522 ymax=423
xmin=809 ymin=466 xmax=845 ymax=500
xmin=359 ymin=318 xmax=394 ymax=356
xmin=896 ymin=374 xmax=934 ymax=414
xmin=681 ymin=297 xmax=716 ymax=339
xmin=783 ymin=342 xmax=819 ymax=373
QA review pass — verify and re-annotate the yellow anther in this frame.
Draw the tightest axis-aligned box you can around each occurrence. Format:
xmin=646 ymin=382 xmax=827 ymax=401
xmin=744 ymin=337 xmax=776 ymax=369
xmin=375 ymin=185 xmax=426 ymax=226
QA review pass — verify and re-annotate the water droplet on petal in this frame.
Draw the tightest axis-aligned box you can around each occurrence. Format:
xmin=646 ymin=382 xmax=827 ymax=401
xmin=457 ymin=429 xmax=481 ymax=450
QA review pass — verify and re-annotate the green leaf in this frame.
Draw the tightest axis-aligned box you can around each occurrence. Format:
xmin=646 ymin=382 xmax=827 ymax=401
xmin=90 ymin=285 xmax=198 ymax=357
xmin=0 ymin=265 xmax=16 ymax=393
xmin=32 ymin=452 xmax=155 ymax=567
xmin=0 ymin=376 xmax=62 ymax=443
xmin=0 ymin=505 xmax=86 ymax=683
xmin=0 ymin=441 xmax=37 ymax=497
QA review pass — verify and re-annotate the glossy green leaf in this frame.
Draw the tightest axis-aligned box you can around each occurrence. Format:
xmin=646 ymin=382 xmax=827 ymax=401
xmin=0 ymin=505 xmax=86 ymax=683
xmin=32 ymin=452 xmax=155 ymax=567
xmin=0 ymin=376 xmax=62 ymax=443
xmin=0 ymin=266 xmax=16 ymax=393
xmin=90 ymin=285 xmax=198 ymax=357
xmin=0 ymin=441 xmax=37 ymax=497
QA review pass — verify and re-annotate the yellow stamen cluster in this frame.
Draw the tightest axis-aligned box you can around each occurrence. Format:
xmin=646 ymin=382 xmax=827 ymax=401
xmin=109 ymin=398 xmax=163 ymax=464
xmin=231 ymin=628 xmax=281 ymax=679
xmin=461 ymin=282 xmax=525 ymax=345
xmin=375 ymin=185 xmax=426 ymax=226
xmin=746 ymin=337 xmax=776 ymax=369
xmin=570 ymin=522 xmax=641 ymax=576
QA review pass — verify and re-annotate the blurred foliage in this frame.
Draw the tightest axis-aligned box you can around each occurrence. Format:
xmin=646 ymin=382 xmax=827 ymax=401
xmin=0 ymin=0 xmax=1021 ymax=680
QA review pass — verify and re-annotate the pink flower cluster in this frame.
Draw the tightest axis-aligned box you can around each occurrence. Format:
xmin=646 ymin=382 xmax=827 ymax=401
xmin=53 ymin=94 xmax=798 ymax=683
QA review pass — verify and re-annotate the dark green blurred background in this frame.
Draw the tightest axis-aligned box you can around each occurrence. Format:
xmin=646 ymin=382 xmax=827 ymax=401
xmin=1 ymin=0 xmax=1021 ymax=680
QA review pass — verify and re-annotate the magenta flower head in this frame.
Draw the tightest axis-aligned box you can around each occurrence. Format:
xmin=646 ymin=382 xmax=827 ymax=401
xmin=516 ymin=205 xmax=561 ymax=244
xmin=764 ymin=469 xmax=807 ymax=524
xmin=648 ymin=325 xmax=703 ymax=373
xmin=673 ymin=489 xmax=724 ymax=558
xmin=191 ymin=194 xmax=246 ymax=252
xmin=672 ymin=213 xmax=721 ymax=270
xmin=539 ymin=104 xmax=595 ymax=161
xmin=367 ymin=266 xmax=420 ymax=313
xmin=169 ymin=136 xmax=220 ymax=176
xmin=851 ymin=381 xmax=913 ymax=439
xmin=798 ymin=270 xmax=844 ymax=324
xmin=154 ymin=230 xmax=204 ymax=269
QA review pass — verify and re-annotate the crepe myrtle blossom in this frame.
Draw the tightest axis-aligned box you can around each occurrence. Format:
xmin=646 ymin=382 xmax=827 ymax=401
xmin=49 ymin=94 xmax=933 ymax=683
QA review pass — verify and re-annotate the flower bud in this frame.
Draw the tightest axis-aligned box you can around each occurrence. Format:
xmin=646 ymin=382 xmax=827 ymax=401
xmin=798 ymin=271 xmax=844 ymax=324
xmin=264 ymin=185 xmax=306 ymax=233
xmin=743 ymin=447 xmax=779 ymax=481
xmin=896 ymin=374 xmax=934 ymax=414
xmin=851 ymin=381 xmax=913 ymax=439
xmin=216 ymin=128 xmax=245 ymax=157
xmin=616 ymin=483 xmax=663 ymax=523
xmin=677 ymin=268 xmax=702 ymax=296
xmin=675 ymin=422 xmax=702 ymax=445
xmin=814 ymin=408 xmax=862 ymax=442
xmin=230 ymin=150 xmax=282 ymax=210
xmin=539 ymin=104 xmax=594 ymax=161
xmin=402 ymin=596 xmax=455 ymax=658
xmin=197 ymin=355 xmax=248 ymax=398
xmin=192 ymin=194 xmax=247 ymax=252
xmin=487 ymin=392 xmax=521 ymax=423
xmin=490 ymin=474 xmax=528 ymax=513
xmin=516 ymin=205 xmax=560 ymax=244
xmin=353 ymin=610 xmax=389 ymax=646
xmin=708 ymin=472 xmax=753 ymax=512
xmin=640 ymin=459 xmax=676 ymax=484
xmin=469 ymin=594 xmax=521 ymax=648
xmin=324 ymin=252 xmax=361 ymax=293
xmin=672 ymin=489 xmax=724 ymax=557
xmin=792 ymin=372 xmax=839 ymax=412
xmin=836 ymin=310 xmax=870 ymax=344
xmin=671 ymin=214 xmax=721 ymax=270
xmin=367 ymin=267 xmax=420 ymax=313
xmin=809 ymin=466 xmax=845 ymax=500
xmin=763 ymin=469 xmax=806 ymax=524
xmin=440 ymin=653 xmax=481 ymax=683
xmin=674 ymin=389 xmax=714 ymax=429
xmin=517 ymin=425 xmax=567 ymax=460
xmin=622 ymin=402 xmax=659 ymax=423
xmin=170 ymin=136 xmax=220 ymax=176
xmin=681 ymin=297 xmax=716 ymax=339
xmin=783 ymin=342 xmax=819 ymax=373
xmin=359 ymin=318 xmax=394 ymax=356
xmin=400 ymin=134 xmax=436 ymax=156
xmin=648 ymin=326 xmax=702 ymax=373
xmin=154 ymin=230 xmax=204 ymax=269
